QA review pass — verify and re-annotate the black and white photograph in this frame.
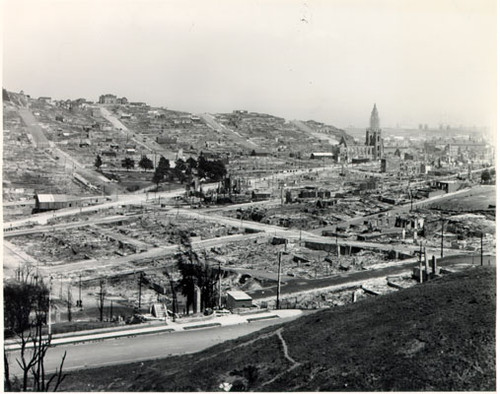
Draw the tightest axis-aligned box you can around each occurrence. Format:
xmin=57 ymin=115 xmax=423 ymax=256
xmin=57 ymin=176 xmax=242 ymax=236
xmin=2 ymin=0 xmax=496 ymax=391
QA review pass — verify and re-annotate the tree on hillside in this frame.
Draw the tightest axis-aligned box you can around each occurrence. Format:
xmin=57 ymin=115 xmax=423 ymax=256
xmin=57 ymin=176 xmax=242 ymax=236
xmin=157 ymin=156 xmax=170 ymax=174
xmin=151 ymin=157 xmax=170 ymax=187
xmin=152 ymin=168 xmax=164 ymax=189
xmin=94 ymin=155 xmax=102 ymax=170
xmin=174 ymin=158 xmax=187 ymax=183
xmin=121 ymin=157 xmax=135 ymax=171
xmin=4 ymin=279 xmax=66 ymax=391
xmin=481 ymin=169 xmax=492 ymax=184
xmin=198 ymin=156 xmax=227 ymax=181
xmin=138 ymin=155 xmax=154 ymax=172
xmin=186 ymin=157 xmax=197 ymax=171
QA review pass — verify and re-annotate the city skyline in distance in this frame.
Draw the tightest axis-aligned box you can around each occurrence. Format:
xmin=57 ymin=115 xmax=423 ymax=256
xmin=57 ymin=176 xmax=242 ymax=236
xmin=3 ymin=0 xmax=496 ymax=132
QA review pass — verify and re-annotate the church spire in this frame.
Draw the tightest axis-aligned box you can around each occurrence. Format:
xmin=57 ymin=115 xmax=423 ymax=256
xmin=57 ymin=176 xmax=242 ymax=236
xmin=370 ymin=103 xmax=380 ymax=130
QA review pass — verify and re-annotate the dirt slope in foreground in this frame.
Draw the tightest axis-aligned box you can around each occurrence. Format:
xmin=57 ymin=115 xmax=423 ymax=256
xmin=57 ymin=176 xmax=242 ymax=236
xmin=60 ymin=266 xmax=496 ymax=391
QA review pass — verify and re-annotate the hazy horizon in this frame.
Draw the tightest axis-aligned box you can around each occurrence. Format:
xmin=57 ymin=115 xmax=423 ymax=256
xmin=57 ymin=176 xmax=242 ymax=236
xmin=3 ymin=0 xmax=496 ymax=131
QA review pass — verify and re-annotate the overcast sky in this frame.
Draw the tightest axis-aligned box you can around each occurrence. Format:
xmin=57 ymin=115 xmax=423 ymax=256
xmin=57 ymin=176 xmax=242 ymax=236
xmin=2 ymin=0 xmax=496 ymax=130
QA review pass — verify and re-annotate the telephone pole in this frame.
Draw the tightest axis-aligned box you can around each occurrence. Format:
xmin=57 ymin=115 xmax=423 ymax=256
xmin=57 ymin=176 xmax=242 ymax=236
xmin=276 ymin=251 xmax=282 ymax=310
xmin=67 ymin=284 xmax=72 ymax=322
xmin=218 ymin=262 xmax=222 ymax=309
xmin=78 ymin=272 xmax=83 ymax=309
xmin=138 ymin=272 xmax=143 ymax=309
xmin=440 ymin=219 xmax=444 ymax=259
xmin=480 ymin=232 xmax=483 ymax=266
xmin=48 ymin=276 xmax=53 ymax=335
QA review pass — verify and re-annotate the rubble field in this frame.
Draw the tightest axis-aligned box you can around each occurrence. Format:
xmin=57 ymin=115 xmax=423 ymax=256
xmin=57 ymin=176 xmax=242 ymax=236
xmin=96 ymin=212 xmax=245 ymax=247
xmin=8 ymin=228 xmax=128 ymax=264
xmin=209 ymin=239 xmax=391 ymax=280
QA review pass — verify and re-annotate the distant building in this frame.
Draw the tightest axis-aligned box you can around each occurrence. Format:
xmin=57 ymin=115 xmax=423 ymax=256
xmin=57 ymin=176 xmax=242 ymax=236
xmin=445 ymin=141 xmax=490 ymax=161
xmin=365 ymin=104 xmax=384 ymax=160
xmin=157 ymin=135 xmax=178 ymax=144
xmin=435 ymin=180 xmax=461 ymax=193
xmin=381 ymin=156 xmax=400 ymax=173
xmin=416 ymin=188 xmax=445 ymax=199
xmin=395 ymin=214 xmax=425 ymax=229
xmin=34 ymin=194 xmax=82 ymax=212
xmin=420 ymin=163 xmax=432 ymax=174
xmin=335 ymin=136 xmax=372 ymax=163
xmin=99 ymin=94 xmax=117 ymax=104
xmin=251 ymin=190 xmax=272 ymax=201
xmin=358 ymin=177 xmax=378 ymax=191
xmin=298 ymin=188 xmax=331 ymax=199
xmin=99 ymin=94 xmax=127 ymax=105
xmin=310 ymin=152 xmax=334 ymax=159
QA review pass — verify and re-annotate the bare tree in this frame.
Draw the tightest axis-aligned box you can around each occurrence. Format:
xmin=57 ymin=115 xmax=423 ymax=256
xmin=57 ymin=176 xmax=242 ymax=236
xmin=15 ymin=263 xmax=36 ymax=284
xmin=4 ymin=279 xmax=67 ymax=391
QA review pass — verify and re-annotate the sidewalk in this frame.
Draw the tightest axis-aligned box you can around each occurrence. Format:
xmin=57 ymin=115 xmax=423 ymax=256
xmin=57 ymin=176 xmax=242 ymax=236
xmin=4 ymin=309 xmax=302 ymax=351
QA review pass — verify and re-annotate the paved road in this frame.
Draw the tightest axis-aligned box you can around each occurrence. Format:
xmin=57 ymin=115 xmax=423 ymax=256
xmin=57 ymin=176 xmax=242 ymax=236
xmin=6 ymin=314 xmax=302 ymax=376
xmin=293 ymin=120 xmax=339 ymax=146
xmin=3 ymin=214 xmax=140 ymax=238
xmin=3 ymin=189 xmax=186 ymax=229
xmin=19 ymin=105 xmax=111 ymax=188
xmin=6 ymin=254 xmax=492 ymax=377
xmin=18 ymin=108 xmax=51 ymax=148
xmin=99 ymin=106 xmax=177 ymax=163
xmin=248 ymin=253 xmax=486 ymax=300
xmin=199 ymin=113 xmax=258 ymax=149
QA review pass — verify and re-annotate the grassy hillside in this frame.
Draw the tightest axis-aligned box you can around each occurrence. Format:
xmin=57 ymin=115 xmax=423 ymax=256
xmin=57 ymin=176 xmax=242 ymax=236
xmin=60 ymin=266 xmax=495 ymax=391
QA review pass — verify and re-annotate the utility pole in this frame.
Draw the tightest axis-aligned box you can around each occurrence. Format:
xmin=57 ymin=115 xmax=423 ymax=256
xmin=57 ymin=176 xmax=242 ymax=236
xmin=276 ymin=251 xmax=282 ymax=310
xmin=78 ymin=272 xmax=82 ymax=309
xmin=59 ymin=274 xmax=63 ymax=299
xmin=48 ymin=276 xmax=53 ymax=336
xmin=218 ymin=262 xmax=222 ymax=309
xmin=67 ymin=284 xmax=72 ymax=322
xmin=440 ymin=219 xmax=444 ymax=259
xmin=480 ymin=232 xmax=483 ymax=266
xmin=98 ymin=279 xmax=106 ymax=322
xmin=138 ymin=272 xmax=143 ymax=309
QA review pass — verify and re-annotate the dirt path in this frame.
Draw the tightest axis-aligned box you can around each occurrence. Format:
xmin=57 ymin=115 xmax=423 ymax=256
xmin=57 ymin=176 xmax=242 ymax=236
xmin=260 ymin=327 xmax=301 ymax=387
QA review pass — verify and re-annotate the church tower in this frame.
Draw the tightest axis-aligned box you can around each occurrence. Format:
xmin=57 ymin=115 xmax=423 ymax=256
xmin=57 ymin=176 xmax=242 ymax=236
xmin=370 ymin=104 xmax=380 ymax=130
xmin=365 ymin=103 xmax=384 ymax=160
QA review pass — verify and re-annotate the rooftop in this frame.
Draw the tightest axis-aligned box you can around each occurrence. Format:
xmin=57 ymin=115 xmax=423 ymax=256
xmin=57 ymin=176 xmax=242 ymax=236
xmin=226 ymin=290 xmax=252 ymax=300
xmin=36 ymin=194 xmax=80 ymax=203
